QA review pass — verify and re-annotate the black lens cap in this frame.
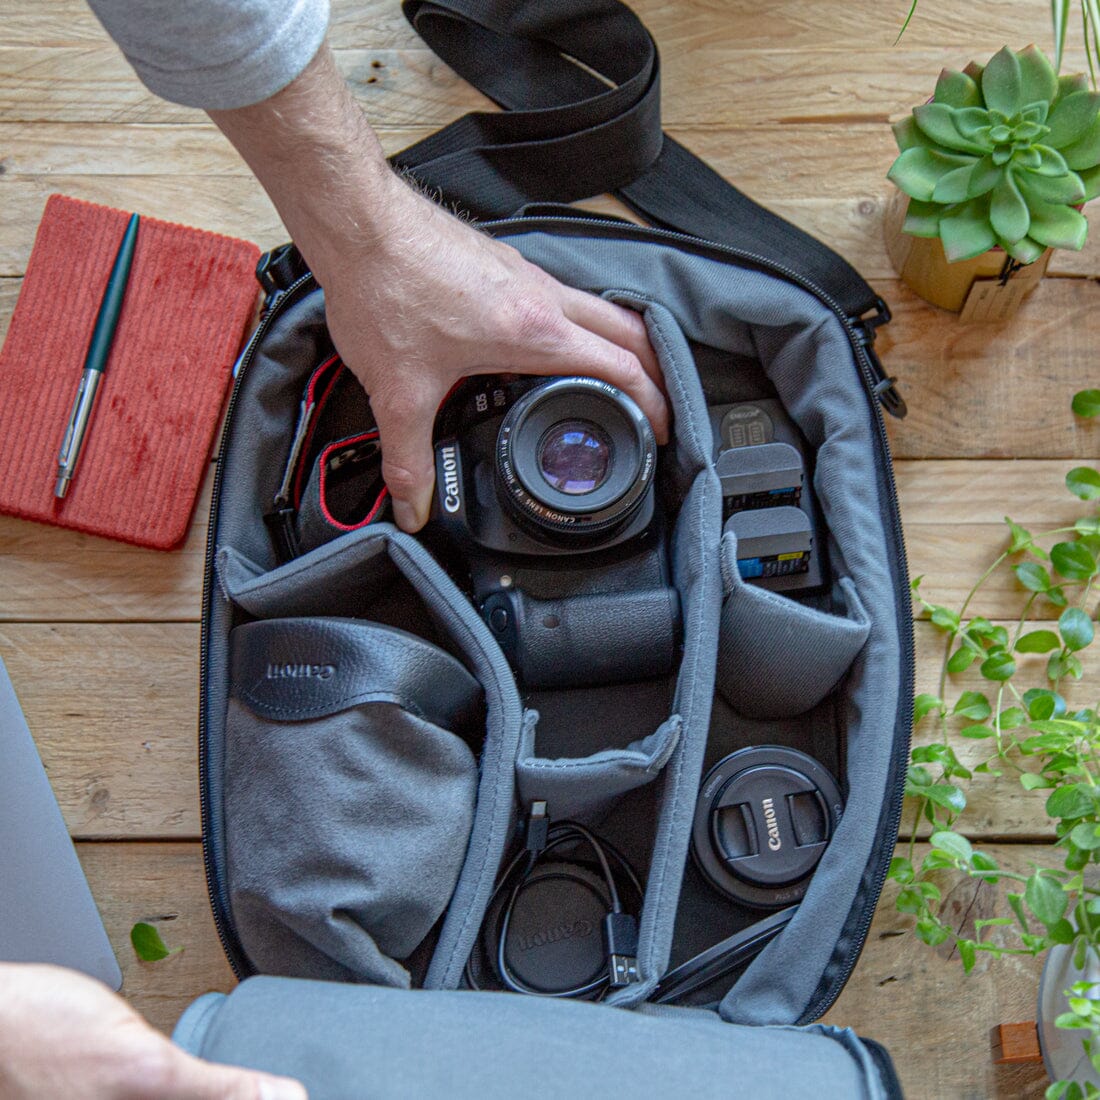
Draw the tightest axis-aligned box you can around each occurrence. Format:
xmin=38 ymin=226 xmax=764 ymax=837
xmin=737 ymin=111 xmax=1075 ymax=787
xmin=692 ymin=747 xmax=843 ymax=908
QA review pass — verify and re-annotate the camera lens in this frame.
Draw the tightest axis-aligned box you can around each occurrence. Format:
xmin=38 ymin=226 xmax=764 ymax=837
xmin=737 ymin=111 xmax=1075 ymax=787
xmin=496 ymin=377 xmax=656 ymax=540
xmin=537 ymin=421 xmax=612 ymax=495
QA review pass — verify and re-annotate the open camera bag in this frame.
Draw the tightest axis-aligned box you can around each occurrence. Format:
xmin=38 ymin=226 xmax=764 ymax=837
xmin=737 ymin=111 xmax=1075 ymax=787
xmin=175 ymin=2 xmax=913 ymax=1096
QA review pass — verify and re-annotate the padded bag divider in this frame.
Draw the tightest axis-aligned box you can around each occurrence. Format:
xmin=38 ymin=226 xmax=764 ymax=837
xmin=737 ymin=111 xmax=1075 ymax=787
xmin=173 ymin=975 xmax=894 ymax=1100
xmin=515 ymin=709 xmax=682 ymax=822
xmin=225 ymin=617 xmax=482 ymax=986
xmin=717 ymin=533 xmax=871 ymax=719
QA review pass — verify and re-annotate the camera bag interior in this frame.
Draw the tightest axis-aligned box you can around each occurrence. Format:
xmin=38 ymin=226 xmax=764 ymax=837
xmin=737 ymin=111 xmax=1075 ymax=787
xmin=180 ymin=2 xmax=912 ymax=1096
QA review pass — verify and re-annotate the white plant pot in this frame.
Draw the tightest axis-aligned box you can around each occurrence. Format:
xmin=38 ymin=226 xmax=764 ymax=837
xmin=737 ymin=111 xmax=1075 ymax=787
xmin=1038 ymin=944 xmax=1100 ymax=1087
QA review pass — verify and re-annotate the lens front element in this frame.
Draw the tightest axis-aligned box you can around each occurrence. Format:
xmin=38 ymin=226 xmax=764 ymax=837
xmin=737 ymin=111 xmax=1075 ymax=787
xmin=537 ymin=421 xmax=612 ymax=495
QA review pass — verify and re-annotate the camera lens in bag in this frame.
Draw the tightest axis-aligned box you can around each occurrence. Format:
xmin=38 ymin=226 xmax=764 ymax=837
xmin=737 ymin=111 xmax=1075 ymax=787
xmin=497 ymin=377 xmax=656 ymax=540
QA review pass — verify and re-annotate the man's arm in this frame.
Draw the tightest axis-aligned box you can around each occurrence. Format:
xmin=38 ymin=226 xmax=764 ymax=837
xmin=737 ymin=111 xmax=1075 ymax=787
xmin=84 ymin=1 xmax=667 ymax=530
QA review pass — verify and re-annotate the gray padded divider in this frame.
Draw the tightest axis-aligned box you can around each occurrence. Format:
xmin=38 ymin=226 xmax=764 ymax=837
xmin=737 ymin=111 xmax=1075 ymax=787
xmin=505 ymin=230 xmax=902 ymax=1023
xmin=516 ymin=709 xmax=682 ymax=822
xmin=717 ymin=534 xmax=871 ymax=719
xmin=174 ymin=976 xmax=890 ymax=1100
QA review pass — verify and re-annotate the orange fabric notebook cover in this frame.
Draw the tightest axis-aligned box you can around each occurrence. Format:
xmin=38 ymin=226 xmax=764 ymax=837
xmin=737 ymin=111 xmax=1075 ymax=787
xmin=0 ymin=195 xmax=261 ymax=549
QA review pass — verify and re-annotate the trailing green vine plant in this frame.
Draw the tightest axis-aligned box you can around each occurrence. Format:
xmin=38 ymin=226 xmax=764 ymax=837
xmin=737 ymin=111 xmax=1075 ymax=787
xmin=892 ymin=388 xmax=1100 ymax=1100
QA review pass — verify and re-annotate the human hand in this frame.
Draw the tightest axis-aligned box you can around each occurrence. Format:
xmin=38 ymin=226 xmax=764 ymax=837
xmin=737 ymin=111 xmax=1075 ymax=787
xmin=0 ymin=963 xmax=307 ymax=1100
xmin=316 ymin=175 xmax=669 ymax=531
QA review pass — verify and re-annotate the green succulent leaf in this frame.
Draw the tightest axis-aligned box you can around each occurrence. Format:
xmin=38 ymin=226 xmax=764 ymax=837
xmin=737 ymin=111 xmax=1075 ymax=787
xmin=892 ymin=115 xmax=936 ymax=153
xmin=968 ymin=155 xmax=1003 ymax=198
xmin=934 ymin=68 xmax=982 ymax=109
xmin=901 ymin=198 xmax=945 ymax=237
xmin=940 ymin=201 xmax=997 ymax=261
xmin=1016 ymin=167 xmax=1085 ymax=203
xmin=1027 ymin=202 xmax=1089 ymax=250
xmin=982 ymin=47 xmax=1025 ymax=117
xmin=1061 ymin=118 xmax=1100 ymax=170
xmin=1077 ymin=164 xmax=1100 ymax=200
xmin=990 ymin=171 xmax=1031 ymax=242
xmin=964 ymin=61 xmax=986 ymax=84
xmin=1029 ymin=145 xmax=1072 ymax=178
xmin=913 ymin=103 xmax=991 ymax=154
xmin=1017 ymin=45 xmax=1059 ymax=107
xmin=932 ymin=163 xmax=977 ymax=203
xmin=1057 ymin=73 xmax=1090 ymax=101
xmin=889 ymin=147 xmax=977 ymax=201
xmin=1001 ymin=234 xmax=1047 ymax=264
xmin=1045 ymin=90 xmax=1100 ymax=148
xmin=953 ymin=106 xmax=994 ymax=142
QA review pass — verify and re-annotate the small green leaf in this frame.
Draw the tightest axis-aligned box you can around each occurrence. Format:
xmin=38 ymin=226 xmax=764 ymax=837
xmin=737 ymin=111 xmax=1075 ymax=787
xmin=1006 ymin=517 xmax=1035 ymax=552
xmin=1068 ymin=467 xmax=1100 ymax=501
xmin=130 ymin=922 xmax=181 ymax=963
xmin=1071 ymin=822 xmax=1100 ymax=850
xmin=1049 ymin=918 xmax=1077 ymax=944
xmin=958 ymin=938 xmax=977 ymax=973
xmin=931 ymin=830 xmax=973 ymax=862
xmin=923 ymin=783 xmax=967 ymax=812
xmin=1016 ymin=561 xmax=1052 ymax=592
xmin=1017 ymin=630 xmax=1062 ymax=654
xmin=998 ymin=707 xmax=1027 ymax=728
xmin=916 ymin=916 xmax=951 ymax=946
xmin=889 ymin=856 xmax=915 ymax=884
xmin=1072 ymin=390 xmax=1100 ymax=418
xmin=1046 ymin=784 xmax=1097 ymax=820
xmin=930 ymin=605 xmax=962 ymax=631
xmin=914 ymin=693 xmax=944 ymax=723
xmin=1021 ymin=772 xmax=1054 ymax=790
xmin=954 ymin=691 xmax=992 ymax=720
xmin=1025 ymin=872 xmax=1069 ymax=927
xmin=1052 ymin=541 xmax=1098 ymax=581
xmin=1076 ymin=517 xmax=1100 ymax=538
xmin=1024 ymin=688 xmax=1067 ymax=719
xmin=980 ymin=651 xmax=1017 ymax=681
xmin=1060 ymin=607 xmax=1095 ymax=652
xmin=948 ymin=645 xmax=978 ymax=673
xmin=960 ymin=723 xmax=994 ymax=739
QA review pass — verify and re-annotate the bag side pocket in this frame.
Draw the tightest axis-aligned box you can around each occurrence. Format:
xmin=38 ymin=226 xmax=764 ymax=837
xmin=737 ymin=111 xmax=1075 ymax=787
xmin=717 ymin=532 xmax=870 ymax=719
xmin=226 ymin=617 xmax=482 ymax=986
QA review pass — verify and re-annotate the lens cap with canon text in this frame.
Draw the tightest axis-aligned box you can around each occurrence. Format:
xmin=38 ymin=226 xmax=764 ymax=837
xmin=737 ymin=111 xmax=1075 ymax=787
xmin=692 ymin=746 xmax=843 ymax=908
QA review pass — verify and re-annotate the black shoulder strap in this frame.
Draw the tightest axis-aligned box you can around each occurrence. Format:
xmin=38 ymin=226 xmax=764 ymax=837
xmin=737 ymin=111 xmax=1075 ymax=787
xmin=392 ymin=0 xmax=888 ymax=330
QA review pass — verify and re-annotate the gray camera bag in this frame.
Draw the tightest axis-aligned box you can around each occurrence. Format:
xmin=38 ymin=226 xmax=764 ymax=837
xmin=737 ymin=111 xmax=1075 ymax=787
xmin=177 ymin=3 xmax=913 ymax=1096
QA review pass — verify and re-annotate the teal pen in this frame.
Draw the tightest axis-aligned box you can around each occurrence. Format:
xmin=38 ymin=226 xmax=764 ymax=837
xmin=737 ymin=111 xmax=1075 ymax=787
xmin=54 ymin=212 xmax=140 ymax=499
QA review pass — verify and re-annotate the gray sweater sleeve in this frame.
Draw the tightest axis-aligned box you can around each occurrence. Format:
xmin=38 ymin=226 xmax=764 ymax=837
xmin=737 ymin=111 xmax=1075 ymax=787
xmin=85 ymin=0 xmax=330 ymax=110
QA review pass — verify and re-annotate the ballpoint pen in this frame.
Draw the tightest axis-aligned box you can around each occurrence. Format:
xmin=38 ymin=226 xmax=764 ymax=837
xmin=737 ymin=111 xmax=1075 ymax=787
xmin=54 ymin=212 xmax=140 ymax=499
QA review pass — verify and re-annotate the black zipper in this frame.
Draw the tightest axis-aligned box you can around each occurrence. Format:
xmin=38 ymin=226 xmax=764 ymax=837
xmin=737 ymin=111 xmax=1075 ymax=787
xmin=199 ymin=218 xmax=914 ymax=1011
xmin=198 ymin=271 xmax=317 ymax=980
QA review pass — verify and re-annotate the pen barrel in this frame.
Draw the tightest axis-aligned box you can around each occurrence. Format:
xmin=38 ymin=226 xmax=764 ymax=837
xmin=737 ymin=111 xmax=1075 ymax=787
xmin=57 ymin=369 xmax=103 ymax=473
xmin=84 ymin=213 xmax=139 ymax=374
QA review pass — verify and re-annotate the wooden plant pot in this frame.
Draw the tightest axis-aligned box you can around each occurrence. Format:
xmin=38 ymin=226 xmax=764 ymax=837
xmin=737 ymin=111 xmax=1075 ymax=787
xmin=883 ymin=188 xmax=1052 ymax=316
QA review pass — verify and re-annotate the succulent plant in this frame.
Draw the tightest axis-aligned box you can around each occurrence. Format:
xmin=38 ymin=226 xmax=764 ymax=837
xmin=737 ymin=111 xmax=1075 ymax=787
xmin=888 ymin=45 xmax=1100 ymax=263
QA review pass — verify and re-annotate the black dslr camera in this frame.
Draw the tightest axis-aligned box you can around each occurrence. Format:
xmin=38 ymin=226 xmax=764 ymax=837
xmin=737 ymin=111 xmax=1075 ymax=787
xmin=428 ymin=375 xmax=681 ymax=688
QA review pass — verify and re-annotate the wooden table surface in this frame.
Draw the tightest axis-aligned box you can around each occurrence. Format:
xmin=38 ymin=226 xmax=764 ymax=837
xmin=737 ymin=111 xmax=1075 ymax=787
xmin=2 ymin=1 xmax=1098 ymax=1096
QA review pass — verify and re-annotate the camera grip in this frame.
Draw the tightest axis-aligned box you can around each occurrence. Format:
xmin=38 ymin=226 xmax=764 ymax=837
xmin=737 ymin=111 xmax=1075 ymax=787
xmin=481 ymin=586 xmax=682 ymax=688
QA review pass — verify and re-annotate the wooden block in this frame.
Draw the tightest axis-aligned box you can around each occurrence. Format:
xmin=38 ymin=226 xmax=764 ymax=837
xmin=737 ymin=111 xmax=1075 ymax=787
xmin=993 ymin=1022 xmax=1042 ymax=1065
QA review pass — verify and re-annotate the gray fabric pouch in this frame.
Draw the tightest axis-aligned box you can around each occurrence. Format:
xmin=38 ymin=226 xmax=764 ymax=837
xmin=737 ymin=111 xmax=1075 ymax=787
xmin=225 ymin=617 xmax=483 ymax=987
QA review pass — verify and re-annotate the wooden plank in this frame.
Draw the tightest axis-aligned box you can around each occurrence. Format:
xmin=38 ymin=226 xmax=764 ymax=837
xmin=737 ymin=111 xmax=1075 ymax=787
xmin=77 ymin=842 xmax=235 ymax=1036
xmin=0 ymin=0 xmax=1066 ymax=53
xmin=1 ymin=615 xmax=1086 ymax=841
xmin=2 ymin=461 xmax=1091 ymax=623
xmin=0 ymin=624 xmax=201 ymax=839
xmin=883 ymin=279 xmax=1100 ymax=459
xmin=823 ymin=843 xmax=1050 ymax=1100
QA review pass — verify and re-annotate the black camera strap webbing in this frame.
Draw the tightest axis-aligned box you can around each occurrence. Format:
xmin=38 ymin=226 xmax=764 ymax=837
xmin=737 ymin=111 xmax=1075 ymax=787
xmin=392 ymin=0 xmax=892 ymax=350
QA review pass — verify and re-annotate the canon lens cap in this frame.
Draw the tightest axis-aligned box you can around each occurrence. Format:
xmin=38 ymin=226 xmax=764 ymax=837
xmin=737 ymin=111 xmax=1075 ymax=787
xmin=692 ymin=747 xmax=843 ymax=908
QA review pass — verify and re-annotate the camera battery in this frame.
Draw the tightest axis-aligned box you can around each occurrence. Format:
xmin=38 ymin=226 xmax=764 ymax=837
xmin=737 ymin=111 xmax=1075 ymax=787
xmin=715 ymin=441 xmax=803 ymax=515
xmin=725 ymin=506 xmax=812 ymax=580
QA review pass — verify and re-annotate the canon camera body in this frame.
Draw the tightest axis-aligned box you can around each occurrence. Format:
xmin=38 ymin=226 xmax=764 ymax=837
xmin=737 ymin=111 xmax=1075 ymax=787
xmin=428 ymin=375 xmax=680 ymax=688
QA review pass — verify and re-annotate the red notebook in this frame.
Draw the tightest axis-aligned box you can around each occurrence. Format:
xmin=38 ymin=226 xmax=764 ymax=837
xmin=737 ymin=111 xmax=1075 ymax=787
xmin=0 ymin=195 xmax=261 ymax=549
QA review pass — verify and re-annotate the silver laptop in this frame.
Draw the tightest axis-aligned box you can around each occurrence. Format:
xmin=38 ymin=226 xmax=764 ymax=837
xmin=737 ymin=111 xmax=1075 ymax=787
xmin=0 ymin=655 xmax=122 ymax=988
